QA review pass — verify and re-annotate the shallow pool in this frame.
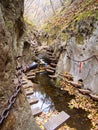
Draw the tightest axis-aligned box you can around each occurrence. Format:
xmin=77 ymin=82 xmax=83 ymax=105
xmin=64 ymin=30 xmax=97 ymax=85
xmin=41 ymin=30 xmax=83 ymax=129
xmin=30 ymin=73 xmax=92 ymax=130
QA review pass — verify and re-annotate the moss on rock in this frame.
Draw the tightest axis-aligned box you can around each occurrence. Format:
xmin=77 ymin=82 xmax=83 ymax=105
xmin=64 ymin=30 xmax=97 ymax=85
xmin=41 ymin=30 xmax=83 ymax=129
xmin=41 ymin=0 xmax=98 ymax=44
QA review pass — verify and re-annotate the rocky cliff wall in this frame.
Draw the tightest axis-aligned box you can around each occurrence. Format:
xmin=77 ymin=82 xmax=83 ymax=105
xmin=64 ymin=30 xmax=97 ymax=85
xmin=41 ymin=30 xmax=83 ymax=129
xmin=0 ymin=0 xmax=24 ymax=81
xmin=56 ymin=19 xmax=98 ymax=94
xmin=42 ymin=0 xmax=98 ymax=94
xmin=0 ymin=1 xmax=40 ymax=129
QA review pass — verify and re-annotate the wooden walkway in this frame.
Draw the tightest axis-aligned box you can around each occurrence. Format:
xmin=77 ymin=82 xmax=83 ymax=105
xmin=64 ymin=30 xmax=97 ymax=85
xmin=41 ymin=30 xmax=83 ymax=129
xmin=44 ymin=111 xmax=70 ymax=130
xmin=22 ymin=76 xmax=42 ymax=117
xmin=22 ymin=71 xmax=70 ymax=130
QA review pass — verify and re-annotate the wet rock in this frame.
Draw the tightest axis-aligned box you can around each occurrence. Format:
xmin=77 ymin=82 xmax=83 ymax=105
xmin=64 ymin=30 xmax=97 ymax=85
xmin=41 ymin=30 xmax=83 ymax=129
xmin=0 ymin=1 xmax=40 ymax=129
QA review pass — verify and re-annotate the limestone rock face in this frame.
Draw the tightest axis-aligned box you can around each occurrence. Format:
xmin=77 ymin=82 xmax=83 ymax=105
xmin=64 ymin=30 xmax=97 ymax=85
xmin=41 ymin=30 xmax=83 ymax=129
xmin=0 ymin=0 xmax=24 ymax=81
xmin=56 ymin=19 xmax=98 ymax=94
xmin=0 ymin=1 xmax=40 ymax=129
xmin=42 ymin=0 xmax=98 ymax=94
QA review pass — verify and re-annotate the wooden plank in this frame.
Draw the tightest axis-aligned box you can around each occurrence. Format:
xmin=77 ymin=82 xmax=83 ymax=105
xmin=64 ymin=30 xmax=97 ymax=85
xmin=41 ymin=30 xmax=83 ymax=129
xmin=29 ymin=70 xmax=35 ymax=73
xmin=50 ymin=63 xmax=57 ymax=67
xmin=25 ymin=90 xmax=34 ymax=96
xmin=26 ymin=73 xmax=36 ymax=76
xmin=89 ymin=94 xmax=98 ymax=101
xmin=24 ymin=87 xmax=33 ymax=91
xmin=22 ymin=85 xmax=32 ymax=89
xmin=22 ymin=81 xmax=33 ymax=89
xmin=47 ymin=53 xmax=52 ymax=56
xmin=44 ymin=111 xmax=70 ymax=130
xmin=78 ymin=89 xmax=91 ymax=95
xmin=48 ymin=56 xmax=55 ymax=59
xmin=27 ymin=82 xmax=33 ymax=86
xmin=32 ymin=107 xmax=42 ymax=117
xmin=22 ymin=81 xmax=28 ymax=85
xmin=36 ymin=70 xmax=45 ymax=74
xmin=67 ymin=81 xmax=82 ymax=88
xmin=27 ymin=76 xmax=35 ymax=80
xmin=27 ymin=97 xmax=39 ymax=105
xmin=48 ymin=66 xmax=56 ymax=70
xmin=46 ymin=69 xmax=54 ymax=74
xmin=59 ymin=74 xmax=73 ymax=80
xmin=22 ymin=79 xmax=27 ymax=82
xmin=48 ymin=75 xmax=57 ymax=79
xmin=49 ymin=58 xmax=57 ymax=62
xmin=46 ymin=49 xmax=53 ymax=52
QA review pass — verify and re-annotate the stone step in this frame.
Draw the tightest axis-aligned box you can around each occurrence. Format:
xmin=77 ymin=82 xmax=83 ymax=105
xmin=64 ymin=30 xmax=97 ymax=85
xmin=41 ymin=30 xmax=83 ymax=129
xmin=27 ymin=97 xmax=39 ymax=105
xmin=31 ymin=107 xmax=42 ymax=117
xmin=44 ymin=111 xmax=70 ymax=130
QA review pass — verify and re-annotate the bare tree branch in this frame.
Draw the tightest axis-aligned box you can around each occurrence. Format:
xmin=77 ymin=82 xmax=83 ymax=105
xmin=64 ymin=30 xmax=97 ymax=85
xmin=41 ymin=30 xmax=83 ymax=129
xmin=59 ymin=0 xmax=64 ymax=6
xmin=49 ymin=0 xmax=56 ymax=15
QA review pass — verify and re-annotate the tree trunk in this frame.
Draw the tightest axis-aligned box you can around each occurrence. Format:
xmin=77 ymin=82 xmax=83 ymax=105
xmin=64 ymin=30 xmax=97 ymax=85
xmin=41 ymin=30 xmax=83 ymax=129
xmin=59 ymin=0 xmax=64 ymax=6
xmin=49 ymin=0 xmax=56 ymax=15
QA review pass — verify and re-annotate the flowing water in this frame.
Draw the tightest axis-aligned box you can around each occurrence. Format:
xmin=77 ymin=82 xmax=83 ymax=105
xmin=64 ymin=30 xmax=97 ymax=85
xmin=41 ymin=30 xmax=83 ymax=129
xmin=30 ymin=73 xmax=92 ymax=130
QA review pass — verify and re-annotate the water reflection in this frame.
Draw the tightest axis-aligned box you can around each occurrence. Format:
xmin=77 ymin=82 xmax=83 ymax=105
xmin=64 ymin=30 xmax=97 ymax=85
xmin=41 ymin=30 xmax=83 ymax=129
xmin=32 ymin=90 xmax=55 ymax=113
xmin=31 ymin=73 xmax=92 ymax=130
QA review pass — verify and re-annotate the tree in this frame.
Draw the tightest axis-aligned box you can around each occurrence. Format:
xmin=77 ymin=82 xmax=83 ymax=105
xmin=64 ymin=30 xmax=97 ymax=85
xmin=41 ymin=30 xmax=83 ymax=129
xmin=49 ymin=0 xmax=56 ymax=15
xmin=59 ymin=0 xmax=64 ymax=6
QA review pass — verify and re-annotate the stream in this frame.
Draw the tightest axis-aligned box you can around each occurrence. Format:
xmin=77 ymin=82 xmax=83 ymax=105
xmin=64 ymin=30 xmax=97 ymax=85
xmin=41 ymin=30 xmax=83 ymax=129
xmin=29 ymin=72 xmax=92 ymax=130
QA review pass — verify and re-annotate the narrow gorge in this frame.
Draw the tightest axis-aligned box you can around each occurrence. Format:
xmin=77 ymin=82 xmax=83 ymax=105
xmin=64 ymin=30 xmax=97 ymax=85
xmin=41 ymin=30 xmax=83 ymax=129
xmin=0 ymin=0 xmax=98 ymax=130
